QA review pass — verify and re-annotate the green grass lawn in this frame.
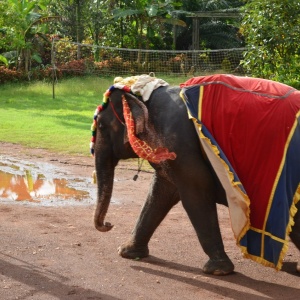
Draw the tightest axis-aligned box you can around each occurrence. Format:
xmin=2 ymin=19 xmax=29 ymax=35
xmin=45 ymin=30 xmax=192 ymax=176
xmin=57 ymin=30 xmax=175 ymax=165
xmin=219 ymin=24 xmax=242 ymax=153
xmin=0 ymin=75 xmax=185 ymax=155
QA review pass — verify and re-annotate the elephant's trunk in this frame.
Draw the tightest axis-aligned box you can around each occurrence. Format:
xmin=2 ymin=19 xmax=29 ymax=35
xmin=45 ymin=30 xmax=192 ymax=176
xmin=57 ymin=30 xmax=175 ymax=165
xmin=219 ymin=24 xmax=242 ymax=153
xmin=94 ymin=154 xmax=116 ymax=232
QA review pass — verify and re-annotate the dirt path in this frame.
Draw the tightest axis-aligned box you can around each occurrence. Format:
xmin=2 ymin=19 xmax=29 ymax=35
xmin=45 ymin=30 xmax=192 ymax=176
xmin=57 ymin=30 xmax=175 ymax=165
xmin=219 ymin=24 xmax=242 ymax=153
xmin=0 ymin=142 xmax=299 ymax=300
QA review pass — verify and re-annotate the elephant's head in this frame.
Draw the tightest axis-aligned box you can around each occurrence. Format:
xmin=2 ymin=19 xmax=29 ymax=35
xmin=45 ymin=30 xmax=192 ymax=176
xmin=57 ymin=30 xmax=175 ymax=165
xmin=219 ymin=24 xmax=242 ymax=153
xmin=93 ymin=88 xmax=176 ymax=232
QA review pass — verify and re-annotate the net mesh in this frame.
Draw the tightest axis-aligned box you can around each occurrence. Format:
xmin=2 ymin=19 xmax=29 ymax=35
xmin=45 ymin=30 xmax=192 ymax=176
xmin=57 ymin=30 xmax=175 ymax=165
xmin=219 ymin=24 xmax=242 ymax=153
xmin=52 ymin=39 xmax=246 ymax=77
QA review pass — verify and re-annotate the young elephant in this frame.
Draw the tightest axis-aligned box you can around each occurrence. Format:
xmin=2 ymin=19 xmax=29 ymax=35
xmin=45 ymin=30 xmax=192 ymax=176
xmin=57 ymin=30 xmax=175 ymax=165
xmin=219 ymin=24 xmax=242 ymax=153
xmin=92 ymin=75 xmax=300 ymax=275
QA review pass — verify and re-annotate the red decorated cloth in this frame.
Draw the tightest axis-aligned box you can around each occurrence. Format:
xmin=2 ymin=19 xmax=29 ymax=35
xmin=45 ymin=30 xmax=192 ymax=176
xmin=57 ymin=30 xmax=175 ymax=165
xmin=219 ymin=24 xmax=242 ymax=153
xmin=180 ymin=74 xmax=300 ymax=269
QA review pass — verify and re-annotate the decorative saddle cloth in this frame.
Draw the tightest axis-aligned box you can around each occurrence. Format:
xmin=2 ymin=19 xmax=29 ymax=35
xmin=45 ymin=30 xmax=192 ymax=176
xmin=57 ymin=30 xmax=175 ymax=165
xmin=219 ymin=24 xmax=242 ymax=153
xmin=180 ymin=74 xmax=300 ymax=270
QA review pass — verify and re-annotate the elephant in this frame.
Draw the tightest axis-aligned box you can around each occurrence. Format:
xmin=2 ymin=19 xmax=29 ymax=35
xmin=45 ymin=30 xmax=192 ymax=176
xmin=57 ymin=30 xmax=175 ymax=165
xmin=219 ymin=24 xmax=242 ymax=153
xmin=92 ymin=75 xmax=300 ymax=276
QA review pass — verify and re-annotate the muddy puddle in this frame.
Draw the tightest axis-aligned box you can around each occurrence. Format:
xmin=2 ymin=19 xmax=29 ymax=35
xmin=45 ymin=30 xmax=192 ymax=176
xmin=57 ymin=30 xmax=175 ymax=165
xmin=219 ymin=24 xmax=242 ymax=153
xmin=0 ymin=156 xmax=107 ymax=206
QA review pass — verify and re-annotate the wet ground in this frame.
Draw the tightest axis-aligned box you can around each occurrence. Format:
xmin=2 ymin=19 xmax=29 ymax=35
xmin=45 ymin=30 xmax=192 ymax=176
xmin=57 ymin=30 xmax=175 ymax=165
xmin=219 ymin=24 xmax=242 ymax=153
xmin=0 ymin=155 xmax=96 ymax=206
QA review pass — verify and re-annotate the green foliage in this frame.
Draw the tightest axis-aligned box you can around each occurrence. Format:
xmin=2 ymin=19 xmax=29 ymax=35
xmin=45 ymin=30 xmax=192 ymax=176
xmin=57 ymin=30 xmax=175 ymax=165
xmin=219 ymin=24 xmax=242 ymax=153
xmin=221 ymin=58 xmax=231 ymax=72
xmin=1 ymin=0 xmax=248 ymax=78
xmin=176 ymin=0 xmax=245 ymax=50
xmin=55 ymin=37 xmax=79 ymax=63
xmin=0 ymin=55 xmax=8 ymax=66
xmin=241 ymin=0 xmax=300 ymax=86
xmin=5 ymin=0 xmax=300 ymax=86
xmin=111 ymin=0 xmax=186 ymax=50
xmin=0 ymin=0 xmax=60 ymax=72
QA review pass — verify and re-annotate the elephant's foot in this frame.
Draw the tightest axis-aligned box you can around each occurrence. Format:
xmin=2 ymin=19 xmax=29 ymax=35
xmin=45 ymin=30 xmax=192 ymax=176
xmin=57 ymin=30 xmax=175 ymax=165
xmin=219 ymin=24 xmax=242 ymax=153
xmin=203 ymin=257 xmax=234 ymax=276
xmin=118 ymin=241 xmax=149 ymax=259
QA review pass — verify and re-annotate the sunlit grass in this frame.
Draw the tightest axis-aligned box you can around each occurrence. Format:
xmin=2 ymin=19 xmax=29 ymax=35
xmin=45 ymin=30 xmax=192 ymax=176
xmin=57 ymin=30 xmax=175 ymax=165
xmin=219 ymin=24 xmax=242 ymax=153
xmin=0 ymin=75 xmax=185 ymax=155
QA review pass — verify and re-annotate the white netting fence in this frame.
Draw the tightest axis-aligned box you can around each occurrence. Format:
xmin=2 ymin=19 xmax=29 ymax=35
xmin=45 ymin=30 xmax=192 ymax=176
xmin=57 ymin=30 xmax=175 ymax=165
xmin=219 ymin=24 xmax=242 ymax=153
xmin=51 ymin=39 xmax=246 ymax=78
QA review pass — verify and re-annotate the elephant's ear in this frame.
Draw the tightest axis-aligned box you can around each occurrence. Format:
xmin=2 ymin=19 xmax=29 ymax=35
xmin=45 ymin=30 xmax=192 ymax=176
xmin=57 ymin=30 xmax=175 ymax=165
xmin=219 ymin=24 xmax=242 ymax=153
xmin=123 ymin=92 xmax=149 ymax=135
xmin=122 ymin=93 xmax=176 ymax=164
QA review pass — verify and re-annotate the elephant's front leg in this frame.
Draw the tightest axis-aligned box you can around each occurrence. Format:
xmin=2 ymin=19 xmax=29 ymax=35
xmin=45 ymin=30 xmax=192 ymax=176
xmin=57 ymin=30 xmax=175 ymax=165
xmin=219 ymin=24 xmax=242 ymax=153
xmin=181 ymin=189 xmax=234 ymax=275
xmin=118 ymin=174 xmax=179 ymax=259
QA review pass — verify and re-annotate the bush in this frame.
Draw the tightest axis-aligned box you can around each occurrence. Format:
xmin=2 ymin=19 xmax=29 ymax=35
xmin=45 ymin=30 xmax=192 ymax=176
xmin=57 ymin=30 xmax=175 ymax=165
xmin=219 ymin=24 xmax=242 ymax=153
xmin=55 ymin=37 xmax=78 ymax=64
xmin=0 ymin=65 xmax=61 ymax=84
xmin=0 ymin=67 xmax=25 ymax=84
xmin=55 ymin=37 xmax=94 ymax=65
xmin=241 ymin=0 xmax=300 ymax=86
xmin=58 ymin=58 xmax=95 ymax=77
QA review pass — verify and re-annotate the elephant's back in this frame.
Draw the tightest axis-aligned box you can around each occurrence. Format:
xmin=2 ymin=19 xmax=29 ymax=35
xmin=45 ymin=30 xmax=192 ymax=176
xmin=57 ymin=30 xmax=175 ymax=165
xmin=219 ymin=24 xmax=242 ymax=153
xmin=147 ymin=85 xmax=203 ymax=160
xmin=147 ymin=85 xmax=191 ymax=130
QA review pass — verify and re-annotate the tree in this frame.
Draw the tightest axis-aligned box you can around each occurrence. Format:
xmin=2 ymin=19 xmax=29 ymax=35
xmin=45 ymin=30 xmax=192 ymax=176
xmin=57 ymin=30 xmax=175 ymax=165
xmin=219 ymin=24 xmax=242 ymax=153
xmin=87 ymin=0 xmax=103 ymax=61
xmin=0 ymin=0 xmax=248 ymax=75
xmin=241 ymin=0 xmax=300 ymax=85
xmin=1 ymin=0 xmax=61 ymax=73
xmin=175 ymin=0 xmax=245 ymax=50
xmin=47 ymin=0 xmax=88 ymax=59
xmin=48 ymin=0 xmax=109 ymax=61
xmin=111 ymin=0 xmax=186 ymax=50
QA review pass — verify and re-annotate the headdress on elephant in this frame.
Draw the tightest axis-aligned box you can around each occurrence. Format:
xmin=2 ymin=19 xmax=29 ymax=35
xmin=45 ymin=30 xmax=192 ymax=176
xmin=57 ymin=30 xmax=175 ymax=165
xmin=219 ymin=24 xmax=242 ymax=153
xmin=90 ymin=75 xmax=176 ymax=164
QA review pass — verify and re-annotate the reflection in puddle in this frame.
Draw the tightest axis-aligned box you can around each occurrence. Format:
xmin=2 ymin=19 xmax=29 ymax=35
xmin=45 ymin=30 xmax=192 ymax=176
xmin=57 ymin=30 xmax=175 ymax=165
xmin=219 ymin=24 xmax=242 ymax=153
xmin=0 ymin=156 xmax=98 ymax=206
xmin=0 ymin=170 xmax=89 ymax=202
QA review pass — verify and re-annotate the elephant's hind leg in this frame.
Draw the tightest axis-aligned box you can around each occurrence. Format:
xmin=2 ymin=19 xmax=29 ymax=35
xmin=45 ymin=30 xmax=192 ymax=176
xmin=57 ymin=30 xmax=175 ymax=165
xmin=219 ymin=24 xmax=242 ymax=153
xmin=289 ymin=200 xmax=300 ymax=272
xmin=180 ymin=173 xmax=234 ymax=275
xmin=118 ymin=174 xmax=179 ymax=259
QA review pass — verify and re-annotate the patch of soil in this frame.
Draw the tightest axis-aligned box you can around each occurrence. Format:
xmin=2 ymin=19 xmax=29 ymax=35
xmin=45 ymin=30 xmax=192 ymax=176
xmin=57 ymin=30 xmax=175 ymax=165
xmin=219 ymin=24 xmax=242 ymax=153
xmin=0 ymin=142 xmax=299 ymax=300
